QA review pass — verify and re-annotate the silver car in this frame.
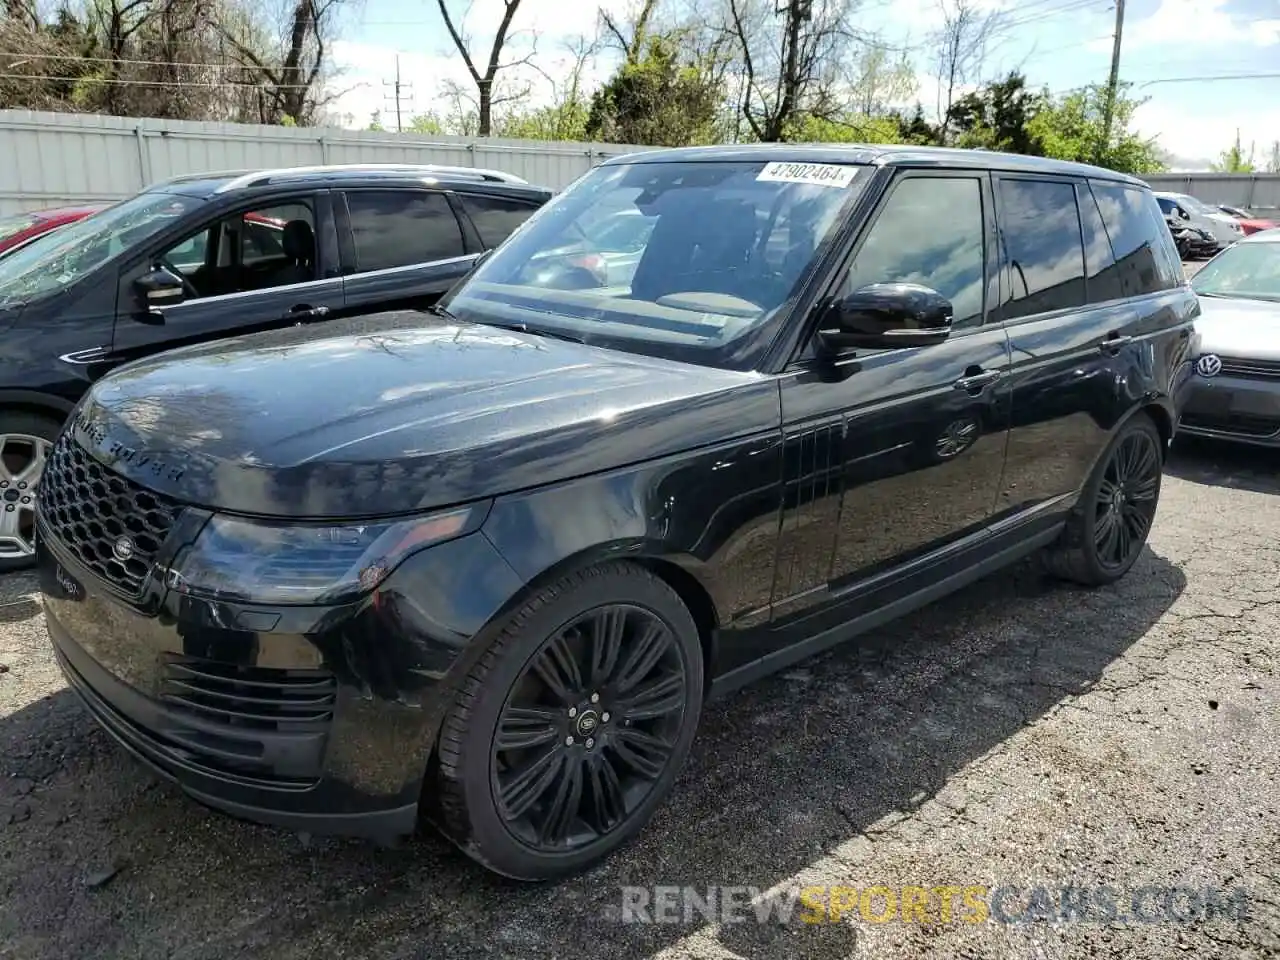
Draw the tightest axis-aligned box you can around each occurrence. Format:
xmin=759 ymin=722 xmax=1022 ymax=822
xmin=1181 ymin=228 xmax=1280 ymax=445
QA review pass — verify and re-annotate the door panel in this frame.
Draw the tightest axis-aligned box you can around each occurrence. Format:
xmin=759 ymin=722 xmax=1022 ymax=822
xmin=768 ymin=171 xmax=1012 ymax=634
xmin=774 ymin=328 xmax=1012 ymax=627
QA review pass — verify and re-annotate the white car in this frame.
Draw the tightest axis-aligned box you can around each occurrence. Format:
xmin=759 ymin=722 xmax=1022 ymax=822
xmin=1155 ymin=191 xmax=1244 ymax=250
xmin=1181 ymin=227 xmax=1280 ymax=445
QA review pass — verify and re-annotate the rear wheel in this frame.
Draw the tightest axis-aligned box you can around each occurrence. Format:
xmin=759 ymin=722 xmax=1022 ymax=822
xmin=433 ymin=562 xmax=703 ymax=880
xmin=1043 ymin=413 xmax=1164 ymax=586
xmin=0 ymin=411 xmax=61 ymax=572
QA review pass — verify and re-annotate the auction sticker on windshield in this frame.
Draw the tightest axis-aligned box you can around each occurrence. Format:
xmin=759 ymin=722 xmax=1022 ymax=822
xmin=756 ymin=162 xmax=858 ymax=188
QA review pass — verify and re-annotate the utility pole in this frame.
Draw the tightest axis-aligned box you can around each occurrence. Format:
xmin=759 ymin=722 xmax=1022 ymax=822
xmin=381 ymin=55 xmax=412 ymax=133
xmin=1097 ymin=0 xmax=1126 ymax=163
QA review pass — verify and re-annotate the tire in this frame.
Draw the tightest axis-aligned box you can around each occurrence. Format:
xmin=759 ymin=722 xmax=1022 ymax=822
xmin=1042 ymin=412 xmax=1164 ymax=586
xmin=0 ymin=410 xmax=63 ymax=573
xmin=432 ymin=561 xmax=704 ymax=881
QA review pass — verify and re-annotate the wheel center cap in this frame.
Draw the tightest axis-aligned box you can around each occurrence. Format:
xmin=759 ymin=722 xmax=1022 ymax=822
xmin=2 ymin=489 xmax=17 ymax=503
xmin=575 ymin=709 xmax=600 ymax=737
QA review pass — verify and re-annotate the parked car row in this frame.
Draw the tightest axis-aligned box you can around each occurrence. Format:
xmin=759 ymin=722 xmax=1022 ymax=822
xmin=21 ymin=145 xmax=1202 ymax=881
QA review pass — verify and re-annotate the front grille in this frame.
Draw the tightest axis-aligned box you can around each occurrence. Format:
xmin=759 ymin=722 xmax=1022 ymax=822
xmin=1181 ymin=412 xmax=1280 ymax=438
xmin=38 ymin=432 xmax=183 ymax=595
xmin=1218 ymin=356 xmax=1280 ymax=380
xmin=158 ymin=655 xmax=336 ymax=783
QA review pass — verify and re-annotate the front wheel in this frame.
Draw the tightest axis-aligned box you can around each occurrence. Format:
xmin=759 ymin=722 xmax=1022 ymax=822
xmin=432 ymin=562 xmax=704 ymax=880
xmin=0 ymin=411 xmax=62 ymax=573
xmin=1043 ymin=413 xmax=1164 ymax=586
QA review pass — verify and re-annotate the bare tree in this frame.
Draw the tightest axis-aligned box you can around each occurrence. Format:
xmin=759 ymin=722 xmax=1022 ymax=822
xmin=217 ymin=0 xmax=349 ymax=124
xmin=931 ymin=0 xmax=1002 ymax=144
xmin=722 ymin=0 xmax=854 ymax=142
xmin=435 ymin=0 xmax=532 ymax=136
xmin=600 ymin=0 xmax=660 ymax=66
xmin=1268 ymin=141 xmax=1280 ymax=174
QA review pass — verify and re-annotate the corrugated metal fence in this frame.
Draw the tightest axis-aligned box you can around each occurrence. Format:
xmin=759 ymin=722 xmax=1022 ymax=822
xmin=1143 ymin=173 xmax=1280 ymax=212
xmin=0 ymin=110 xmax=657 ymax=215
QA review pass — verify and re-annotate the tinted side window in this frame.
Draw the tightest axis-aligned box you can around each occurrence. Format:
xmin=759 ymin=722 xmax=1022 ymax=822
xmin=841 ymin=176 xmax=986 ymax=328
xmin=996 ymin=178 xmax=1085 ymax=320
xmin=1090 ymin=183 xmax=1180 ymax=296
xmin=347 ymin=191 xmax=464 ymax=271
xmin=1077 ymin=186 xmax=1123 ymax=303
xmin=456 ymin=194 xmax=541 ymax=248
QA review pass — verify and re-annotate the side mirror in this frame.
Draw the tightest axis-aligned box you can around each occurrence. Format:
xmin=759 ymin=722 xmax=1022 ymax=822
xmin=818 ymin=282 xmax=954 ymax=353
xmin=134 ymin=267 xmax=185 ymax=308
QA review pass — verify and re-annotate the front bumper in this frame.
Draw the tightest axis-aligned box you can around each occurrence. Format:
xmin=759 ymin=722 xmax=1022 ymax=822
xmin=38 ymin=519 xmax=523 ymax=839
xmin=1179 ymin=372 xmax=1280 ymax=446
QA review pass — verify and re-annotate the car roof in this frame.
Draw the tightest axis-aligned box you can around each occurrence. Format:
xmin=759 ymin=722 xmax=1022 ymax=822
xmin=599 ymin=143 xmax=1149 ymax=185
xmin=147 ymin=163 xmax=550 ymax=200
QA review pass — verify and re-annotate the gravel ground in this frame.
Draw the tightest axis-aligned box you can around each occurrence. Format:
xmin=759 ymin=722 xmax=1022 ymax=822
xmin=1 ymin=432 xmax=1276 ymax=960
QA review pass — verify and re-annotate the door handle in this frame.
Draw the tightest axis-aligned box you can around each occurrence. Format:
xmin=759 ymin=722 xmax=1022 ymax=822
xmin=1099 ymin=333 xmax=1133 ymax=355
xmin=952 ymin=369 xmax=1002 ymax=392
xmin=285 ymin=305 xmax=331 ymax=324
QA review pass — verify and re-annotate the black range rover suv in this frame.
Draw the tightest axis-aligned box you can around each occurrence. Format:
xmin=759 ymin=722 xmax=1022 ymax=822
xmin=0 ymin=163 xmax=552 ymax=570
xmin=38 ymin=145 xmax=1197 ymax=880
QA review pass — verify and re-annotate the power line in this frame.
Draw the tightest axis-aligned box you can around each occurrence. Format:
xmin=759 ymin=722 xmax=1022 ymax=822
xmin=0 ymin=72 xmax=315 ymax=88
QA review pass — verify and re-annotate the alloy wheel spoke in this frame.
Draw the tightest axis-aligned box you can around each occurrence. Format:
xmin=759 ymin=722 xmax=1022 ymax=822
xmin=495 ymin=705 xmax=561 ymax=751
xmin=532 ymin=633 xmax=584 ymax=706
xmin=14 ymin=440 xmax=48 ymax=487
xmin=498 ymin=745 xmax=565 ymax=821
xmin=613 ymin=620 xmax=672 ymax=694
xmin=1130 ymin=439 xmax=1157 ymax=485
xmin=535 ymin=752 xmax=584 ymax=846
xmin=610 ymin=728 xmax=673 ymax=781
xmin=585 ymin=756 xmax=627 ymax=833
xmin=616 ymin=672 xmax=685 ymax=722
xmin=1127 ymin=475 xmax=1158 ymax=501
xmin=588 ymin=607 xmax=625 ymax=689
xmin=1122 ymin=501 xmax=1152 ymax=541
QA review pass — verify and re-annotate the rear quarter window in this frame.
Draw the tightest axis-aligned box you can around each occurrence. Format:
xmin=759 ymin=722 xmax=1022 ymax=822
xmin=996 ymin=177 xmax=1086 ymax=319
xmin=1090 ymin=182 xmax=1182 ymax=296
xmin=456 ymin=194 xmax=543 ymax=248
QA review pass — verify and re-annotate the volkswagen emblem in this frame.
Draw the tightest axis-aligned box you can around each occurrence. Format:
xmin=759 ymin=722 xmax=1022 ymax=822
xmin=112 ymin=536 xmax=135 ymax=562
xmin=1196 ymin=354 xmax=1222 ymax=378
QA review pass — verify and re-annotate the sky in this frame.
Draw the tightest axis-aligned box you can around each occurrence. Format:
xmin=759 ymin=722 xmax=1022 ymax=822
xmin=323 ymin=0 xmax=1280 ymax=171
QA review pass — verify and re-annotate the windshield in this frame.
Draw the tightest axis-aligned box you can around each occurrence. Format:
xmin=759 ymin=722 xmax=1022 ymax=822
xmin=0 ymin=192 xmax=202 ymax=307
xmin=0 ymin=213 xmax=41 ymax=243
xmin=1174 ymin=194 xmax=1214 ymax=216
xmin=442 ymin=159 xmax=869 ymax=369
xmin=1192 ymin=242 xmax=1280 ymax=301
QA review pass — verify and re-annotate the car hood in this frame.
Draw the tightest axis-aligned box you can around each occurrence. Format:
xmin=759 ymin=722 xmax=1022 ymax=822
xmin=71 ymin=312 xmax=778 ymax=518
xmin=1194 ymin=296 xmax=1280 ymax=361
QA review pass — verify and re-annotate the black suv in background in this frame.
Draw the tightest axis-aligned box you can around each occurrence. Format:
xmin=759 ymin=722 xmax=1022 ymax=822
xmin=0 ymin=163 xmax=552 ymax=569
xmin=38 ymin=146 xmax=1196 ymax=880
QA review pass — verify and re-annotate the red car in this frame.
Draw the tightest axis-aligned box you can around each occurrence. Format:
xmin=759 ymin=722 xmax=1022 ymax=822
xmin=1218 ymin=204 xmax=1279 ymax=235
xmin=0 ymin=204 xmax=106 ymax=256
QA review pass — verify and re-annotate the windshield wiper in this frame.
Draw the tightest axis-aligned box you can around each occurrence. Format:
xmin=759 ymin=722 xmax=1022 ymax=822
xmin=481 ymin=320 xmax=586 ymax=344
xmin=426 ymin=302 xmax=459 ymax=322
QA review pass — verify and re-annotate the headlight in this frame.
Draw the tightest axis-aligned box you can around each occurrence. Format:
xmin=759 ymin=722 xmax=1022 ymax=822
xmin=167 ymin=503 xmax=487 ymax=605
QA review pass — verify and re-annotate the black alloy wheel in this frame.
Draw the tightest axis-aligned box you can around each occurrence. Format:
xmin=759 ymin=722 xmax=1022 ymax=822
xmin=1092 ymin=427 xmax=1161 ymax=572
xmin=432 ymin=562 xmax=704 ymax=880
xmin=491 ymin=603 xmax=688 ymax=852
xmin=1042 ymin=412 xmax=1164 ymax=586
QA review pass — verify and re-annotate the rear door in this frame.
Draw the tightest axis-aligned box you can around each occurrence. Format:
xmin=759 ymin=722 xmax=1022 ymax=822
xmin=111 ymin=191 xmax=343 ymax=361
xmin=336 ymin=188 xmax=477 ymax=313
xmin=995 ymin=176 xmax=1185 ymax=521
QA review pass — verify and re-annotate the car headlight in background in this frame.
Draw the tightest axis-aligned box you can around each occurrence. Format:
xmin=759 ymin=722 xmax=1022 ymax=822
xmin=166 ymin=503 xmax=488 ymax=605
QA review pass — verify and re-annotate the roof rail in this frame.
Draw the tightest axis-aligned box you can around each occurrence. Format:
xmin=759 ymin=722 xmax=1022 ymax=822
xmin=212 ymin=163 xmax=529 ymax=193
